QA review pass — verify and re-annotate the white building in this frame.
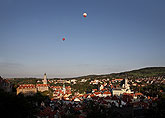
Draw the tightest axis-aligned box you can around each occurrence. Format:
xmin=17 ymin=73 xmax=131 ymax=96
xmin=37 ymin=73 xmax=49 ymax=92
xmin=112 ymin=78 xmax=133 ymax=96
xmin=100 ymin=85 xmax=104 ymax=90
xmin=71 ymin=79 xmax=77 ymax=84
xmin=42 ymin=73 xmax=48 ymax=84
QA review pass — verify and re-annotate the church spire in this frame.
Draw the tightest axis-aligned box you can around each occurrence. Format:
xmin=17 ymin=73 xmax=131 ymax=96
xmin=42 ymin=73 xmax=47 ymax=84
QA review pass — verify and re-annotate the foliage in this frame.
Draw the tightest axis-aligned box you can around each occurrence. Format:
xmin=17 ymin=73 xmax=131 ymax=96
xmin=0 ymin=89 xmax=50 ymax=118
xmin=0 ymin=89 xmax=34 ymax=118
xmin=71 ymin=81 xmax=97 ymax=94
xmin=8 ymin=78 xmax=39 ymax=85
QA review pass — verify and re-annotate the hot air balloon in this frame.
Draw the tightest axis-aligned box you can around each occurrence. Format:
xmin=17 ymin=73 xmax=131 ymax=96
xmin=62 ymin=38 xmax=65 ymax=41
xmin=83 ymin=12 xmax=87 ymax=17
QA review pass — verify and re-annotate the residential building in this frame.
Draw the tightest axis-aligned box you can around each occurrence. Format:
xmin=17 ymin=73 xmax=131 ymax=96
xmin=0 ymin=76 xmax=12 ymax=92
xmin=112 ymin=78 xmax=133 ymax=96
xmin=17 ymin=84 xmax=37 ymax=95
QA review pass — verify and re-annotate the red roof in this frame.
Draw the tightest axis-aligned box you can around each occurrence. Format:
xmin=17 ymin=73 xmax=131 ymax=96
xmin=36 ymin=84 xmax=48 ymax=87
xmin=103 ymin=91 xmax=111 ymax=94
xmin=90 ymin=94 xmax=95 ymax=97
xmin=66 ymin=86 xmax=71 ymax=88
xmin=160 ymin=90 xmax=163 ymax=92
xmin=101 ymin=89 xmax=106 ymax=91
xmin=94 ymin=92 xmax=101 ymax=95
xmin=83 ymin=94 xmax=88 ymax=98
xmin=123 ymin=93 xmax=133 ymax=96
xmin=18 ymin=84 xmax=36 ymax=89
xmin=134 ymin=93 xmax=143 ymax=96
xmin=53 ymin=86 xmax=62 ymax=89
xmin=92 ymin=89 xmax=97 ymax=91
xmin=80 ymin=94 xmax=84 ymax=97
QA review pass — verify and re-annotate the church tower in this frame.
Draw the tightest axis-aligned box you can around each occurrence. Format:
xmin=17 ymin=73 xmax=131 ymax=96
xmin=125 ymin=78 xmax=128 ymax=88
xmin=63 ymin=83 xmax=66 ymax=94
xmin=42 ymin=73 xmax=47 ymax=84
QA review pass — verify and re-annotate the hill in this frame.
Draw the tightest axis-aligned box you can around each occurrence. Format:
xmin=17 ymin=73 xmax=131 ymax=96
xmin=65 ymin=67 xmax=165 ymax=80
xmin=6 ymin=67 xmax=165 ymax=81
xmin=119 ymin=67 xmax=165 ymax=78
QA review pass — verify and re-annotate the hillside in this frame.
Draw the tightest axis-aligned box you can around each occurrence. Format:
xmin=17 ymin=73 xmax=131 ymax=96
xmin=66 ymin=67 xmax=165 ymax=80
xmin=5 ymin=67 xmax=165 ymax=81
xmin=120 ymin=67 xmax=165 ymax=78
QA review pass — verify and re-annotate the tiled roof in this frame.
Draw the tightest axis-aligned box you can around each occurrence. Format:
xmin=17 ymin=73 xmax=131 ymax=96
xmin=103 ymin=91 xmax=111 ymax=94
xmin=36 ymin=84 xmax=48 ymax=87
xmin=18 ymin=84 xmax=36 ymax=89
xmin=134 ymin=93 xmax=143 ymax=96
xmin=94 ymin=92 xmax=101 ymax=95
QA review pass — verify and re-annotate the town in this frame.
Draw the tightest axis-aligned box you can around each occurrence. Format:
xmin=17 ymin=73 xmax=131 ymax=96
xmin=0 ymin=68 xmax=165 ymax=118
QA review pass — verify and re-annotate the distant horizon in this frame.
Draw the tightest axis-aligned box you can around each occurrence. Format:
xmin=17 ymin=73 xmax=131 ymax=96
xmin=2 ymin=66 xmax=165 ymax=79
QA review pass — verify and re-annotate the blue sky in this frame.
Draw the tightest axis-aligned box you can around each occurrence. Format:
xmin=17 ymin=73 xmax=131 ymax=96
xmin=0 ymin=0 xmax=165 ymax=78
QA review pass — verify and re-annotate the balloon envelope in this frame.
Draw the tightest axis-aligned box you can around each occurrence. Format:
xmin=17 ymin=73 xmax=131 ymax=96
xmin=83 ymin=12 xmax=87 ymax=17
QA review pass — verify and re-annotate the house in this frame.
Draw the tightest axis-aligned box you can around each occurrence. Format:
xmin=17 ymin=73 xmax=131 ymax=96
xmin=133 ymin=93 xmax=143 ymax=99
xmin=112 ymin=78 xmax=133 ymax=96
xmin=103 ymin=91 xmax=111 ymax=97
xmin=36 ymin=84 xmax=49 ymax=92
xmin=74 ymin=98 xmax=81 ymax=102
xmin=71 ymin=79 xmax=77 ymax=84
xmin=17 ymin=84 xmax=37 ymax=95
xmin=17 ymin=73 xmax=49 ymax=95
xmin=0 ymin=76 xmax=12 ymax=92
xmin=94 ymin=92 xmax=102 ymax=97
xmin=100 ymin=85 xmax=104 ymax=90
xmin=92 ymin=89 xmax=97 ymax=93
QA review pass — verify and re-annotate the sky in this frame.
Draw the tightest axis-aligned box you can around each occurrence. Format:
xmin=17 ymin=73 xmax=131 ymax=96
xmin=0 ymin=0 xmax=165 ymax=78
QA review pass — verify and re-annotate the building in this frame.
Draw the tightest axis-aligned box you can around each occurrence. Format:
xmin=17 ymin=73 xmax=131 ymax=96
xmin=103 ymin=91 xmax=112 ymax=97
xmin=17 ymin=84 xmax=37 ymax=95
xmin=112 ymin=78 xmax=133 ymax=96
xmin=36 ymin=84 xmax=49 ymax=92
xmin=42 ymin=73 xmax=48 ymax=84
xmin=36 ymin=73 xmax=49 ymax=92
xmin=0 ymin=76 xmax=12 ymax=92
xmin=17 ymin=73 xmax=49 ymax=95
xmin=100 ymin=85 xmax=104 ymax=90
xmin=63 ymin=84 xmax=66 ymax=94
